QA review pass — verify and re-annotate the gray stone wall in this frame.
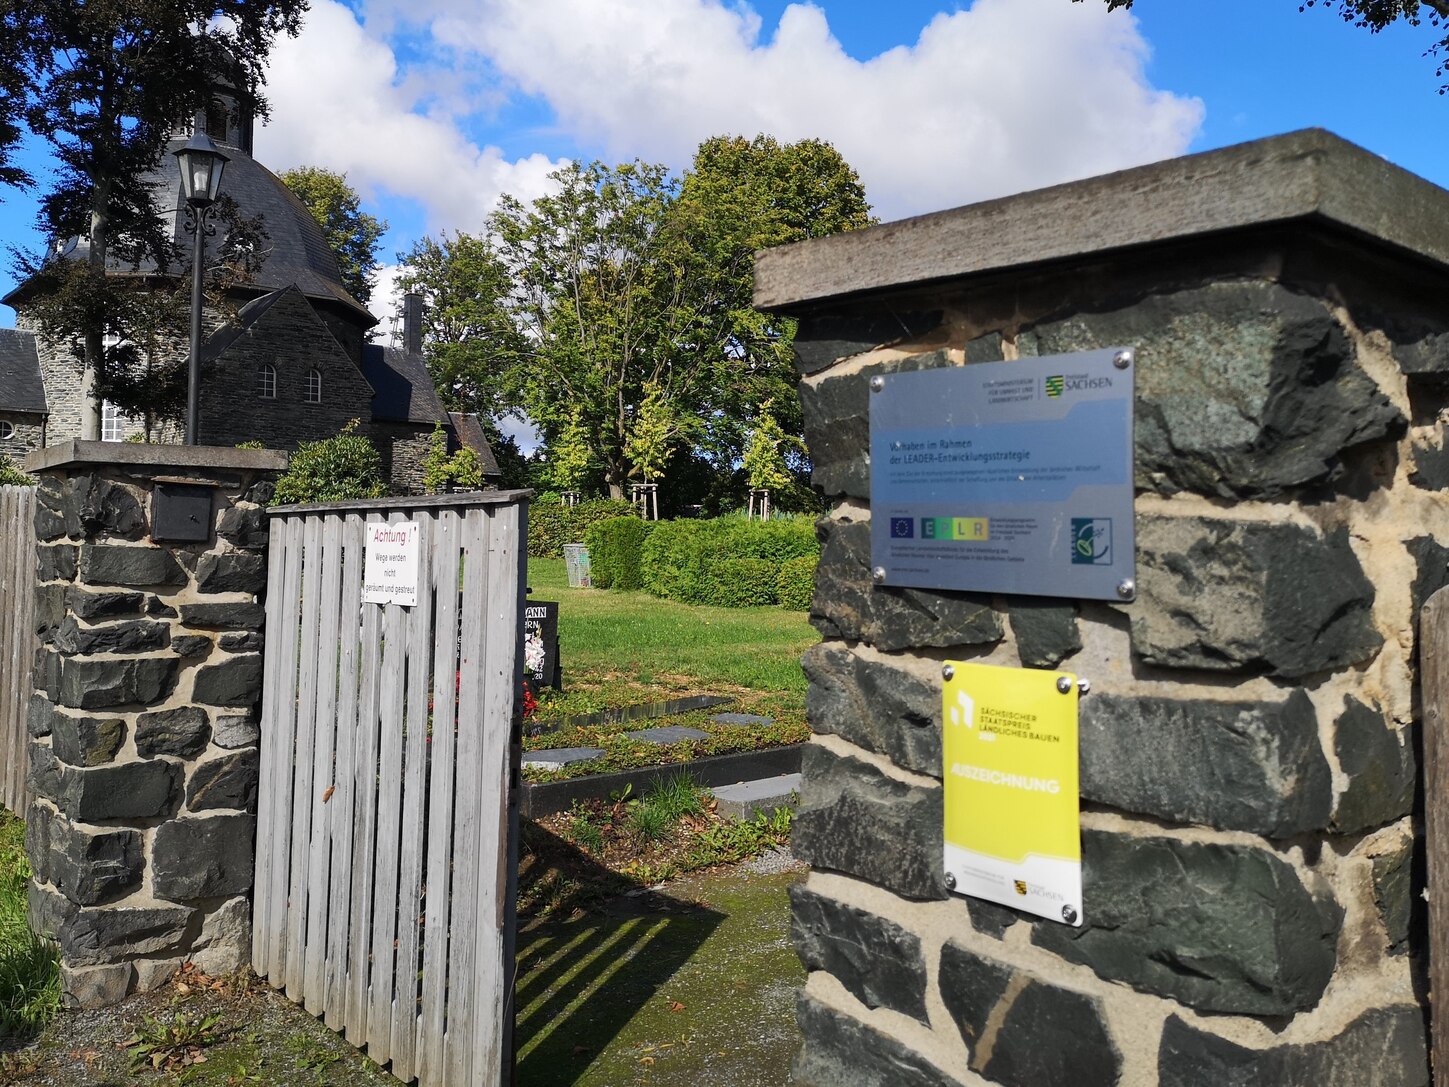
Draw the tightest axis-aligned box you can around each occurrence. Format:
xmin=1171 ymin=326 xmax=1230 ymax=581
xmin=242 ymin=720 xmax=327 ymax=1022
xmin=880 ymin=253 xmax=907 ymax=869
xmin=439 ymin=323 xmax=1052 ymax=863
xmin=369 ymin=420 xmax=434 ymax=496
xmin=23 ymin=444 xmax=284 ymax=1008
xmin=763 ymin=133 xmax=1443 ymax=1087
xmin=0 ymin=411 xmax=45 ymax=461
xmin=198 ymin=290 xmax=374 ymax=451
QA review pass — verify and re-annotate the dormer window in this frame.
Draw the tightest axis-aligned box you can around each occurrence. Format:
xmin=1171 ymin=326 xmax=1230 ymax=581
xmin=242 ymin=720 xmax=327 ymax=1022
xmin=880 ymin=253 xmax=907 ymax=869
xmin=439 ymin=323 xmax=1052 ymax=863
xmin=257 ymin=364 xmax=276 ymax=399
xmin=304 ymin=369 xmax=322 ymax=404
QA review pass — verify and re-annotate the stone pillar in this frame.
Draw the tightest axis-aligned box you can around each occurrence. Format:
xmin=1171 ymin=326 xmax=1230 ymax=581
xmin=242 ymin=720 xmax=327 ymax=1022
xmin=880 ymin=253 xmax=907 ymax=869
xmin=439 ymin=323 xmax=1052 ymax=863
xmin=758 ymin=131 xmax=1447 ymax=1085
xmin=23 ymin=441 xmax=286 ymax=1008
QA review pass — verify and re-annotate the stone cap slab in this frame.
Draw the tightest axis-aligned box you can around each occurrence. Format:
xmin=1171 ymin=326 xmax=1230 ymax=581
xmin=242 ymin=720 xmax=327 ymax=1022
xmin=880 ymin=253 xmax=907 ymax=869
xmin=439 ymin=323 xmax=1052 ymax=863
xmin=25 ymin=441 xmax=288 ymax=474
xmin=754 ymin=129 xmax=1449 ymax=311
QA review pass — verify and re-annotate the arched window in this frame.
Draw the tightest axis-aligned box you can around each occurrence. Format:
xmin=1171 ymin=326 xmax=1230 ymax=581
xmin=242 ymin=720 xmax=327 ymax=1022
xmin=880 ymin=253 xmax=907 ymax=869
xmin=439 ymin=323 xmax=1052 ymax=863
xmin=304 ymin=369 xmax=322 ymax=404
xmin=257 ymin=364 xmax=277 ymax=399
xmin=0 ymin=421 xmax=14 ymax=441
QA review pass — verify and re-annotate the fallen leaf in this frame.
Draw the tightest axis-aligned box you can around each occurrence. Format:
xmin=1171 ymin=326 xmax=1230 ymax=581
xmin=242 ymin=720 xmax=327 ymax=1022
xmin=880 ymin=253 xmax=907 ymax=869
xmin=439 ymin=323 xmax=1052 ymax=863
xmin=639 ymin=1056 xmax=655 ymax=1066
xmin=176 ymin=983 xmax=191 ymax=995
xmin=322 ymin=785 xmax=336 ymax=803
xmin=668 ymin=1001 xmax=685 ymax=1012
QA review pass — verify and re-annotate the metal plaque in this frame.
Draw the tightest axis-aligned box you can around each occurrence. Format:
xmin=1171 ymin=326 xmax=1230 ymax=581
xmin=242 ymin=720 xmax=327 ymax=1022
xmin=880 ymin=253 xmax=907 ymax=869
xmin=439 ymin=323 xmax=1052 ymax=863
xmin=152 ymin=482 xmax=214 ymax=542
xmin=869 ymin=347 xmax=1135 ymax=601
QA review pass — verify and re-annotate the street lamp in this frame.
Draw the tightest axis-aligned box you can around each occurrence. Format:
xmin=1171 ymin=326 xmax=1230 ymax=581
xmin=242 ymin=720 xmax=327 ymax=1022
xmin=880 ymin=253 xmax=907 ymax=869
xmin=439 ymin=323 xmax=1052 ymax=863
xmin=174 ymin=125 xmax=229 ymax=445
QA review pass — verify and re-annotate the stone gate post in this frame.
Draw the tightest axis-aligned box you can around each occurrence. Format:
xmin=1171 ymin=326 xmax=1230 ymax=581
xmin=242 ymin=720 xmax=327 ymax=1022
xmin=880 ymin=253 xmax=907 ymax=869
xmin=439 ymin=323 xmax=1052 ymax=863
xmin=760 ymin=130 xmax=1445 ymax=1085
xmin=23 ymin=441 xmax=285 ymax=1008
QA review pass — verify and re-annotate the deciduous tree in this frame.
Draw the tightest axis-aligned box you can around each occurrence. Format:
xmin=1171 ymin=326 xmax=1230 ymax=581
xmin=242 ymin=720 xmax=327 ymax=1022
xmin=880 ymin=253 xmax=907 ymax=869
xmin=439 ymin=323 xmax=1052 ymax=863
xmin=279 ymin=165 xmax=386 ymax=306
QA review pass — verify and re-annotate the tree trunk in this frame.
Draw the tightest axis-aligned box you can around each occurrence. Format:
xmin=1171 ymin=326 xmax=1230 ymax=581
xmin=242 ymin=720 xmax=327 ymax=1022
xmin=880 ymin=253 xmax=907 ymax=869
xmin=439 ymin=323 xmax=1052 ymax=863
xmin=80 ymin=182 xmax=108 ymax=441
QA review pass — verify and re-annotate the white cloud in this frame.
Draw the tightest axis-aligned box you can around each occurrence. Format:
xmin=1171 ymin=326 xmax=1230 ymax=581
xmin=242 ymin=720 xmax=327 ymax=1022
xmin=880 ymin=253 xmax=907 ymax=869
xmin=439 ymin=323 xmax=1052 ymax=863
xmin=253 ymin=0 xmax=565 ymax=234
xmin=382 ymin=0 xmax=1203 ymax=221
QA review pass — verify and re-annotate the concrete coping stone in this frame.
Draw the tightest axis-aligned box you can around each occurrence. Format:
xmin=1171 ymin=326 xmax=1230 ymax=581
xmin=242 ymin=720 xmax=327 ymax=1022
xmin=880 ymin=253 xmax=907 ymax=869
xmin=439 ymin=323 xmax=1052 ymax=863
xmin=522 ymin=747 xmax=605 ymax=770
xmin=25 ymin=440 xmax=288 ymax=474
xmin=754 ymin=128 xmax=1449 ymax=311
xmin=711 ymin=773 xmax=802 ymax=820
xmin=623 ymin=726 xmax=711 ymax=745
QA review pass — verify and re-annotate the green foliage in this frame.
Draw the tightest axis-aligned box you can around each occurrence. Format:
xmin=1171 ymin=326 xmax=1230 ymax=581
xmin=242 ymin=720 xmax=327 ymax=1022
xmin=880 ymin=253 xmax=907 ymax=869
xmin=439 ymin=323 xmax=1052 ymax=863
xmin=742 ymin=402 xmax=796 ymax=494
xmin=279 ymin=166 xmax=388 ymax=306
xmin=583 ymin=515 xmax=651 ymax=590
xmin=271 ymin=422 xmax=388 ymax=506
xmin=623 ymin=381 xmax=687 ymax=483
xmin=528 ymin=497 xmax=635 ymax=558
xmin=126 ymin=1010 xmax=227 ymax=1072
xmin=396 ymin=231 xmax=524 ymax=420
xmin=0 ymin=457 xmax=32 ymax=487
xmin=234 ymin=439 xmax=264 ymax=449
xmin=421 ymin=423 xmax=484 ymax=493
xmin=0 ymin=811 xmax=59 ymax=1036
xmin=685 ymin=806 xmax=793 ymax=868
xmin=640 ymin=516 xmax=818 ymax=606
xmin=547 ymin=408 xmax=595 ymax=492
xmin=704 ymin=558 xmax=779 ymax=607
xmin=776 ymin=554 xmax=817 ymax=612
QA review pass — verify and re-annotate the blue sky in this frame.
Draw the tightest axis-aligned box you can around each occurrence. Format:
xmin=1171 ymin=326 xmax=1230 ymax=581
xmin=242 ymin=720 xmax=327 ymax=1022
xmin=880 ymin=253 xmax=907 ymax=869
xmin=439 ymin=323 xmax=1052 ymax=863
xmin=1 ymin=0 xmax=1446 ymax=330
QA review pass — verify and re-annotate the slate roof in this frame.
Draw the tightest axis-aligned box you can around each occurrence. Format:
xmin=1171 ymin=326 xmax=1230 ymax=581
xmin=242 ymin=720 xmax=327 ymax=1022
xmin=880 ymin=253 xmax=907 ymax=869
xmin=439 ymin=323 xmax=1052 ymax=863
xmin=447 ymin=411 xmax=503 ymax=480
xmin=362 ymin=343 xmax=445 ymax=425
xmin=0 ymin=328 xmax=47 ymax=413
xmin=4 ymin=137 xmax=376 ymax=328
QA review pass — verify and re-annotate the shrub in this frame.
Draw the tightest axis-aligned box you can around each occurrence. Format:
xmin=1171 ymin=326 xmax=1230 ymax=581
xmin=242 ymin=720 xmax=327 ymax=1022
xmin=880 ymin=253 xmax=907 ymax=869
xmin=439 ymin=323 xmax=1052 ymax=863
xmin=777 ymin=554 xmax=816 ymax=611
xmin=529 ymin=497 xmax=635 ymax=558
xmin=640 ymin=516 xmax=819 ymax=605
xmin=0 ymin=456 xmax=32 ymax=487
xmin=704 ymin=558 xmax=779 ymax=607
xmin=584 ymin=516 xmax=652 ymax=590
xmin=271 ymin=422 xmax=388 ymax=505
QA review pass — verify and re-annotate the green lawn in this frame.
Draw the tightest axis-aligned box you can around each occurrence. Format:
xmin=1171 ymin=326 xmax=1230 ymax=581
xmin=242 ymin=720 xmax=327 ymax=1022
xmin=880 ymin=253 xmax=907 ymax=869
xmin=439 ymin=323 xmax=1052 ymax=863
xmin=528 ymin=558 xmax=818 ymax=702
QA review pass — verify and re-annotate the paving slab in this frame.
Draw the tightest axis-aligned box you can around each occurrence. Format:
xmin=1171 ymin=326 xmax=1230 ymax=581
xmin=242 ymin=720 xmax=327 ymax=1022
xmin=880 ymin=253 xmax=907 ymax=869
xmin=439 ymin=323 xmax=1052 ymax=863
xmin=622 ymin=725 xmax=710 ymax=745
xmin=710 ymin=712 xmax=776 ymax=727
xmin=712 ymin=773 xmax=803 ymax=820
xmin=522 ymin=747 xmax=605 ymax=771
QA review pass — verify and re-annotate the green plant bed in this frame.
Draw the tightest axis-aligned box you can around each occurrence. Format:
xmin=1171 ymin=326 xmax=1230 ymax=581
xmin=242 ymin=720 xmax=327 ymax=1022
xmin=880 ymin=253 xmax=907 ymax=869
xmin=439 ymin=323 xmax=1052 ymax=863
xmin=0 ymin=810 xmax=59 ymax=1039
xmin=521 ymin=706 xmax=808 ymax=784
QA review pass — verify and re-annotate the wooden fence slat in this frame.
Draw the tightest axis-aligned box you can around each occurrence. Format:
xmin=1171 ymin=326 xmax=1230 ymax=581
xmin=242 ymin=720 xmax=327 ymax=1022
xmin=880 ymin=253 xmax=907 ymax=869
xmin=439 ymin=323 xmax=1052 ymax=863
xmin=323 ymin=513 xmax=365 ymax=1032
xmin=1423 ymin=587 xmax=1449 ymax=1083
xmin=472 ymin=502 xmax=522 ymax=1082
xmin=389 ymin=511 xmax=436 ymax=1082
xmin=252 ymin=513 xmax=289 ymax=974
xmin=285 ymin=514 xmax=326 ymax=1002
xmin=418 ymin=508 xmax=463 ymax=1086
xmin=0 ymin=487 xmax=37 ymax=816
xmin=445 ymin=506 xmax=491 ymax=1087
xmin=346 ymin=512 xmax=387 ymax=1043
xmin=303 ymin=513 xmax=345 ymax=1013
xmin=367 ymin=511 xmax=411 ymax=1065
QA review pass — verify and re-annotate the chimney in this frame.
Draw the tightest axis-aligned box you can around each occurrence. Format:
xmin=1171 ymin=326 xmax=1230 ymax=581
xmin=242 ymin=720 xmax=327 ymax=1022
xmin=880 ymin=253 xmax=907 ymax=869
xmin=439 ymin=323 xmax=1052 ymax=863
xmin=403 ymin=292 xmax=424 ymax=355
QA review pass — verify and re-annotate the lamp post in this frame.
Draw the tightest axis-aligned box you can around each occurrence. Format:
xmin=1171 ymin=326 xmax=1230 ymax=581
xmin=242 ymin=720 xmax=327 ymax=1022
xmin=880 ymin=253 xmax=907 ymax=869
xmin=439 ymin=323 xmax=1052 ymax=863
xmin=173 ymin=126 xmax=229 ymax=445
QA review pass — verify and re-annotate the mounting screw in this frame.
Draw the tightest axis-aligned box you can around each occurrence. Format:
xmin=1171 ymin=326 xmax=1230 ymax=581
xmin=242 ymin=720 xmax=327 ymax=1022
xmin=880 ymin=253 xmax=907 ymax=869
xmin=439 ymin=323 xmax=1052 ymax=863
xmin=942 ymin=664 xmax=955 ymax=681
xmin=1056 ymin=676 xmax=1073 ymax=694
xmin=1116 ymin=578 xmax=1136 ymax=600
xmin=870 ymin=375 xmax=885 ymax=392
xmin=1113 ymin=349 xmax=1133 ymax=370
xmin=1078 ymin=678 xmax=1091 ymax=696
xmin=872 ymin=566 xmax=887 ymax=585
xmin=944 ymin=872 xmax=957 ymax=892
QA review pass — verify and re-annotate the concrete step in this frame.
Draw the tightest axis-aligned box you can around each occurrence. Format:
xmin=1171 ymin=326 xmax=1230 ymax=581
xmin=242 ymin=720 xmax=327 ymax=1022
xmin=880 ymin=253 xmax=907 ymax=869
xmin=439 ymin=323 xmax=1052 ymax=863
xmin=522 ymin=746 xmax=605 ymax=771
xmin=711 ymin=773 xmax=802 ymax=821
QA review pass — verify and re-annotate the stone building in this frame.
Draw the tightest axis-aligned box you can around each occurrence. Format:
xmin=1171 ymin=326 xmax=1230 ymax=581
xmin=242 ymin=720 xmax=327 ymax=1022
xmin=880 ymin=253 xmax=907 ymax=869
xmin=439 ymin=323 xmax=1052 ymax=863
xmin=0 ymin=102 xmax=498 ymax=492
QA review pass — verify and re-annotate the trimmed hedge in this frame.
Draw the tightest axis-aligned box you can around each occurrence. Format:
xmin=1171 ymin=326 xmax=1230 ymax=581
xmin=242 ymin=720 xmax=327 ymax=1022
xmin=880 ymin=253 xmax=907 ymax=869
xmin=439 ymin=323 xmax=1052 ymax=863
xmin=529 ymin=498 xmax=636 ymax=558
xmin=704 ymin=558 xmax=779 ymax=607
xmin=777 ymin=554 xmax=816 ymax=611
xmin=584 ymin=516 xmax=653 ymax=590
xmin=641 ymin=516 xmax=818 ymax=606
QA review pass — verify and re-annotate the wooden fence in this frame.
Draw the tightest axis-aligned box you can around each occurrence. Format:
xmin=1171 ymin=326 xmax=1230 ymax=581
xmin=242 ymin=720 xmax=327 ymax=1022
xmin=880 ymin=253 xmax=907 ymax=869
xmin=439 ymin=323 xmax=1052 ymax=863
xmin=0 ymin=484 xmax=37 ymax=816
xmin=253 ymin=493 xmax=526 ymax=1087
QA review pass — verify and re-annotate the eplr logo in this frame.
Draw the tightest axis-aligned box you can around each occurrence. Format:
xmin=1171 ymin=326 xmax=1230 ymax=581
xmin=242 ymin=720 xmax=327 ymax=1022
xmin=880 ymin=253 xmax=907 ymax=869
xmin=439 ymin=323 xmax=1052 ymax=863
xmin=1044 ymin=375 xmax=1064 ymax=398
xmin=1071 ymin=518 xmax=1112 ymax=565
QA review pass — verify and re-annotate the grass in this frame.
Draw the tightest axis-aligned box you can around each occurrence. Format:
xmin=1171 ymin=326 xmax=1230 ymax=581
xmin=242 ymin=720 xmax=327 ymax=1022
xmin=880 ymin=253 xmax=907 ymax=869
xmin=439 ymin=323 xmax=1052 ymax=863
xmin=0 ymin=810 xmax=58 ymax=1039
xmin=528 ymin=557 xmax=818 ymax=698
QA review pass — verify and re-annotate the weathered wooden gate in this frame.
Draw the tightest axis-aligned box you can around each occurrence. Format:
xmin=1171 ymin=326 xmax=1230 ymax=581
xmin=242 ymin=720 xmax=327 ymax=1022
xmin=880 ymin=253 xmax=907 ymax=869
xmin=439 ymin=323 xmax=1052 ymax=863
xmin=253 ymin=492 xmax=525 ymax=1086
xmin=0 ymin=483 xmax=37 ymax=817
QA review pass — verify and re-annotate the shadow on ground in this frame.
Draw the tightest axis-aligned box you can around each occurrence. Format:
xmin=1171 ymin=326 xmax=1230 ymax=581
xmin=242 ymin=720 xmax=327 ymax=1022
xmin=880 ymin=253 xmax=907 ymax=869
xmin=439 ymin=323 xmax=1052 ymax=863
xmin=515 ymin=823 xmax=804 ymax=1087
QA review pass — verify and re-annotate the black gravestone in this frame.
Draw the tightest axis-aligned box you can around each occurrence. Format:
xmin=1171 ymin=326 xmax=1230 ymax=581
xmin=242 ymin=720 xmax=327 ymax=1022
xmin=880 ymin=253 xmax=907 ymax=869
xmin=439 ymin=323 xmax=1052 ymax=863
xmin=523 ymin=600 xmax=561 ymax=689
